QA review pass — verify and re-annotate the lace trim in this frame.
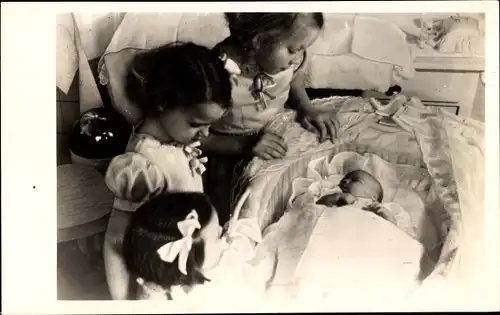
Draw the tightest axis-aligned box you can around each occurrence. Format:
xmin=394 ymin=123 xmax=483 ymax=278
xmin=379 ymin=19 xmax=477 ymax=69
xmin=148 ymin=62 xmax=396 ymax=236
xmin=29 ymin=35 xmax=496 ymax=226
xmin=237 ymin=95 xmax=473 ymax=280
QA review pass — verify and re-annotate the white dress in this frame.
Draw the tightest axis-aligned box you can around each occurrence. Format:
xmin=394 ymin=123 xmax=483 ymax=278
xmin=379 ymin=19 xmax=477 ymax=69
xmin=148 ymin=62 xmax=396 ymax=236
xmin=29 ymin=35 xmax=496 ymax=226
xmin=210 ymin=49 xmax=307 ymax=135
xmin=105 ymin=133 xmax=204 ymax=212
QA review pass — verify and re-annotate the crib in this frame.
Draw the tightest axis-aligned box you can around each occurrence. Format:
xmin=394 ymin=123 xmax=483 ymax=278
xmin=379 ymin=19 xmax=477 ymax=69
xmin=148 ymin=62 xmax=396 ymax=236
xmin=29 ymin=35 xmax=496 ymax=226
xmin=230 ymin=96 xmax=485 ymax=308
xmin=97 ymin=12 xmax=486 ymax=309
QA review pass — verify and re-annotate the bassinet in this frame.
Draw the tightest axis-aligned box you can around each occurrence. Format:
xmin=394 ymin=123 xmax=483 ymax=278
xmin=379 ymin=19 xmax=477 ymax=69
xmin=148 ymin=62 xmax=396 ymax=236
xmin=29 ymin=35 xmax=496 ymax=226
xmin=232 ymin=95 xmax=485 ymax=307
xmin=96 ymin=12 xmax=487 ymax=307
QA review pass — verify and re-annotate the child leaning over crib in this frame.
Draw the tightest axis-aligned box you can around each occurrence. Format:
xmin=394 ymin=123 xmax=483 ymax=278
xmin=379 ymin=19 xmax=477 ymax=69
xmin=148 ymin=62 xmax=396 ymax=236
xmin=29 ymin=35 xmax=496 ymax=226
xmin=123 ymin=192 xmax=265 ymax=302
xmin=103 ymin=42 xmax=232 ymax=300
xmin=201 ymin=13 xmax=339 ymax=220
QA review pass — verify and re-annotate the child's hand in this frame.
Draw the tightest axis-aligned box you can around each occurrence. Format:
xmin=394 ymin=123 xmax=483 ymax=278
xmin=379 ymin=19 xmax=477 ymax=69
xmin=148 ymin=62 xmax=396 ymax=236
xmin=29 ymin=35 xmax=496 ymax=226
xmin=252 ymin=131 xmax=288 ymax=160
xmin=316 ymin=192 xmax=344 ymax=207
xmin=362 ymin=204 xmax=397 ymax=225
xmin=298 ymin=109 xmax=338 ymax=143
xmin=316 ymin=192 xmax=355 ymax=207
xmin=221 ymin=220 xmax=232 ymax=238
xmin=362 ymin=203 xmax=382 ymax=214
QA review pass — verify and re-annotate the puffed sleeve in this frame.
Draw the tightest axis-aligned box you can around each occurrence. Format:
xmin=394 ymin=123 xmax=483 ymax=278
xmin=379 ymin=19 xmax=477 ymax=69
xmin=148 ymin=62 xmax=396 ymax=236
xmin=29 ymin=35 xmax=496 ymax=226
xmin=219 ymin=218 xmax=263 ymax=265
xmin=105 ymin=152 xmax=167 ymax=212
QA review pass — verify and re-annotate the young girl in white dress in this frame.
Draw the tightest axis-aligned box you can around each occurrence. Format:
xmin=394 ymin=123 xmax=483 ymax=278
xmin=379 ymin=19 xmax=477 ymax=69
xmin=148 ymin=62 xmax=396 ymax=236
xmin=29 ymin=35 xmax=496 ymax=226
xmin=103 ymin=42 xmax=232 ymax=300
xmin=122 ymin=192 xmax=265 ymax=305
xmin=201 ymin=13 xmax=340 ymax=222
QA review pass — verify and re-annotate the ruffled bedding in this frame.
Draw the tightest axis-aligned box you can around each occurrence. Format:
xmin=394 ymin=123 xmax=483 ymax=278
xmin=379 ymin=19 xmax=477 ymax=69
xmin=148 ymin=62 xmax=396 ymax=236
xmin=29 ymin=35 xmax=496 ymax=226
xmin=292 ymin=152 xmax=440 ymax=250
xmin=233 ymin=95 xmax=484 ymax=304
xmin=250 ymin=152 xmax=437 ymax=302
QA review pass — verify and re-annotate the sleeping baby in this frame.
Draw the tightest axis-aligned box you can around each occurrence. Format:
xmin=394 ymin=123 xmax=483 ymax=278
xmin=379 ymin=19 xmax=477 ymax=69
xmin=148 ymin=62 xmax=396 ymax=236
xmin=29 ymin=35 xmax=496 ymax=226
xmin=316 ymin=170 xmax=398 ymax=226
xmin=257 ymin=169 xmax=425 ymax=302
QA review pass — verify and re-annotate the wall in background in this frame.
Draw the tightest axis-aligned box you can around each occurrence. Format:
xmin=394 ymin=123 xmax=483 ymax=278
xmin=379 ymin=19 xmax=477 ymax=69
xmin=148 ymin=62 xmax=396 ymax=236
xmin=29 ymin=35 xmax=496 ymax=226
xmin=471 ymin=76 xmax=485 ymax=122
xmin=57 ymin=77 xmax=79 ymax=166
xmin=56 ymin=13 xmax=486 ymax=166
xmin=57 ymin=13 xmax=125 ymax=166
xmin=57 ymin=57 xmax=114 ymax=166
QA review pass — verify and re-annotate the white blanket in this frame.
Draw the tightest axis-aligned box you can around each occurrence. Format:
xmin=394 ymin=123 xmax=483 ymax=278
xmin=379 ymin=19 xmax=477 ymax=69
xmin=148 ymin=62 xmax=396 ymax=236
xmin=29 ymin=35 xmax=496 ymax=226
xmin=251 ymin=204 xmax=430 ymax=309
xmin=291 ymin=205 xmax=425 ymax=305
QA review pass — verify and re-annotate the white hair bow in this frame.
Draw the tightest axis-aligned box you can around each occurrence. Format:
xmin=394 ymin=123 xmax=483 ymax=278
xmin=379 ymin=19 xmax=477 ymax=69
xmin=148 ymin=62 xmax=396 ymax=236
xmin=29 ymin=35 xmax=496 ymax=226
xmin=219 ymin=52 xmax=241 ymax=86
xmin=156 ymin=209 xmax=201 ymax=275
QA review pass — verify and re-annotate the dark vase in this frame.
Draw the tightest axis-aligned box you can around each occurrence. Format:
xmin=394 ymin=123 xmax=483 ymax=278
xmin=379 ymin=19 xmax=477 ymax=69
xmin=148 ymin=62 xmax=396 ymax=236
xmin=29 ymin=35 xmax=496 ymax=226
xmin=69 ymin=107 xmax=132 ymax=174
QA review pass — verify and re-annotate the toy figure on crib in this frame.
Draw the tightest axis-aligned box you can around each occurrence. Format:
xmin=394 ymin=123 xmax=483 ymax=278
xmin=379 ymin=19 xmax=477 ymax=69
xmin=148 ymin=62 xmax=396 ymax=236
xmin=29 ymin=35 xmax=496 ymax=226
xmin=368 ymin=86 xmax=407 ymax=127
xmin=201 ymin=13 xmax=338 ymax=222
xmin=316 ymin=170 xmax=416 ymax=238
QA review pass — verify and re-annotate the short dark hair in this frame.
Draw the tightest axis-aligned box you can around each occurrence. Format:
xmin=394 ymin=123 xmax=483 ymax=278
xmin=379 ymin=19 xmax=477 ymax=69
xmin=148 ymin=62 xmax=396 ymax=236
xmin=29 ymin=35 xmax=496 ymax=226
xmin=123 ymin=192 xmax=215 ymax=290
xmin=125 ymin=42 xmax=232 ymax=117
xmin=224 ymin=13 xmax=324 ymax=50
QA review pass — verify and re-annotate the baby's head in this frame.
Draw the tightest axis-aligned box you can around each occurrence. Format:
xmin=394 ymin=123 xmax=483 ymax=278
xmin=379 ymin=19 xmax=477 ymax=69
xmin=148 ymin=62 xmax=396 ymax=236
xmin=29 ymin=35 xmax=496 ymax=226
xmin=338 ymin=170 xmax=384 ymax=203
xmin=126 ymin=42 xmax=232 ymax=145
xmin=123 ymin=192 xmax=225 ymax=290
xmin=225 ymin=13 xmax=324 ymax=74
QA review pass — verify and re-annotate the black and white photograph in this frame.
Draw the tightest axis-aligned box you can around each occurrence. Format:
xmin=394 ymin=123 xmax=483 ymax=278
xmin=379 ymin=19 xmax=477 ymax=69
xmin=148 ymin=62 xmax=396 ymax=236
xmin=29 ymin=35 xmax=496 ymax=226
xmin=2 ymin=1 xmax=499 ymax=313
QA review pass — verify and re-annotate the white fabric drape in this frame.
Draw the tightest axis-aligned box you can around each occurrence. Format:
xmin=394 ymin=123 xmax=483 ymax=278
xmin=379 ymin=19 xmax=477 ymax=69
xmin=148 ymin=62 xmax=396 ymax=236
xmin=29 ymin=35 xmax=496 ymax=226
xmin=56 ymin=13 xmax=124 ymax=113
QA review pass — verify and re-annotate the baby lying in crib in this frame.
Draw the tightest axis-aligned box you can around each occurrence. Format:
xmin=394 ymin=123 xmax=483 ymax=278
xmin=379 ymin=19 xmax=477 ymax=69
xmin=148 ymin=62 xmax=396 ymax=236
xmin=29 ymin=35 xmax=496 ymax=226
xmin=316 ymin=170 xmax=416 ymax=237
xmin=254 ymin=168 xmax=428 ymax=303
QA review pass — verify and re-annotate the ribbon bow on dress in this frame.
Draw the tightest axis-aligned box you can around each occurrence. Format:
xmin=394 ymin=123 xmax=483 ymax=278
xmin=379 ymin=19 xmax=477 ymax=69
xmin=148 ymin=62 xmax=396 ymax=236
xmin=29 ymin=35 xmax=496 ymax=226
xmin=183 ymin=141 xmax=208 ymax=176
xmin=219 ymin=52 xmax=276 ymax=111
xmin=156 ymin=209 xmax=201 ymax=275
xmin=250 ymin=73 xmax=277 ymax=111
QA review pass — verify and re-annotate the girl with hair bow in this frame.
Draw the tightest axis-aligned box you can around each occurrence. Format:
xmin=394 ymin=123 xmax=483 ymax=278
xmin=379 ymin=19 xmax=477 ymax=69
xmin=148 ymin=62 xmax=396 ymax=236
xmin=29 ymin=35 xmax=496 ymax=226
xmin=102 ymin=42 xmax=233 ymax=300
xmin=122 ymin=191 xmax=267 ymax=303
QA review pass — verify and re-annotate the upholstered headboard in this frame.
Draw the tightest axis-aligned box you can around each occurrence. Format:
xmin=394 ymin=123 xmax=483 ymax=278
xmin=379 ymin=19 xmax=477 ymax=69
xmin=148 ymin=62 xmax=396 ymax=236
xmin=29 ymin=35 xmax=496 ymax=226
xmin=98 ymin=13 xmax=414 ymax=125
